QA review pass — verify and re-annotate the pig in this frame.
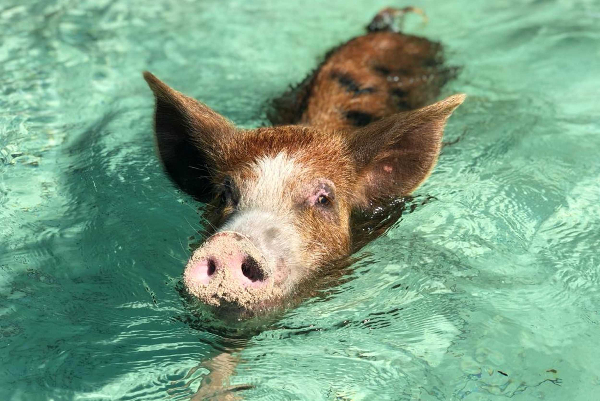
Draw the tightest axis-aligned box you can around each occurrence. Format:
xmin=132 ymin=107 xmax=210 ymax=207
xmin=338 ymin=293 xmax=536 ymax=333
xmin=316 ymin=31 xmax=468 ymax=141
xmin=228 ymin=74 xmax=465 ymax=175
xmin=144 ymin=7 xmax=465 ymax=321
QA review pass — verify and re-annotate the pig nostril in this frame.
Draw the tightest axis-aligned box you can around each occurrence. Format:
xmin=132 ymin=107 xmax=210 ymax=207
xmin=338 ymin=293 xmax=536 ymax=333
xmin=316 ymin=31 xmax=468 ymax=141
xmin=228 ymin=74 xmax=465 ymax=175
xmin=241 ymin=256 xmax=265 ymax=282
xmin=207 ymin=259 xmax=216 ymax=276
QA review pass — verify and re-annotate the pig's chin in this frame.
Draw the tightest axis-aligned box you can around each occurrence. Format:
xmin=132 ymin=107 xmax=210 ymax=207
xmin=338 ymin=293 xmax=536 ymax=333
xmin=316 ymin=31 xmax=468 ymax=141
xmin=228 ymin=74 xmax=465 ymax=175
xmin=208 ymin=298 xmax=286 ymax=321
xmin=182 ymin=271 xmax=293 ymax=320
xmin=182 ymin=288 xmax=290 ymax=324
xmin=189 ymin=289 xmax=286 ymax=319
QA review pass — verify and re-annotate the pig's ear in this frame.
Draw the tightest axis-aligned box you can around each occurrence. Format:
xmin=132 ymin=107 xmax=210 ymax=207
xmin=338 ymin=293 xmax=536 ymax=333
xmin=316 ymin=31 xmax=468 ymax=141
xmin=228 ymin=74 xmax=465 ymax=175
xmin=349 ymin=94 xmax=465 ymax=207
xmin=143 ymin=71 xmax=235 ymax=203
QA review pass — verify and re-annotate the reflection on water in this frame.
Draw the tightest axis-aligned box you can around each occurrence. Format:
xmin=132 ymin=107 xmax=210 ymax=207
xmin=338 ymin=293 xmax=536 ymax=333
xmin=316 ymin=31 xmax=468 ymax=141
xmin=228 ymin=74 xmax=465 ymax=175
xmin=1 ymin=0 xmax=600 ymax=399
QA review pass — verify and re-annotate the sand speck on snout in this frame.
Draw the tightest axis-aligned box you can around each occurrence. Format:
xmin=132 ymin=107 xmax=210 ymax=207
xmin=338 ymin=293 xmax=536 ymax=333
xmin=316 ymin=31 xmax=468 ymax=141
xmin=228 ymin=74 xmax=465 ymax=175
xmin=183 ymin=233 xmax=285 ymax=309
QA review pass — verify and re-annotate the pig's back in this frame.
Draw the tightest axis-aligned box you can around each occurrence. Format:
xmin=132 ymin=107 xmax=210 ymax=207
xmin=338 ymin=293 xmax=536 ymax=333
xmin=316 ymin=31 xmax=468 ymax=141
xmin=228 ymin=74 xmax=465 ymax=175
xmin=268 ymin=31 xmax=457 ymax=132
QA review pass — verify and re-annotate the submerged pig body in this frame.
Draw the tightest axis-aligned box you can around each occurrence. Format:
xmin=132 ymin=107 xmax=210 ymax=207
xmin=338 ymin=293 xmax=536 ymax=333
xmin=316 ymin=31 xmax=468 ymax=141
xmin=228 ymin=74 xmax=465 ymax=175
xmin=145 ymin=9 xmax=465 ymax=316
xmin=269 ymin=30 xmax=456 ymax=130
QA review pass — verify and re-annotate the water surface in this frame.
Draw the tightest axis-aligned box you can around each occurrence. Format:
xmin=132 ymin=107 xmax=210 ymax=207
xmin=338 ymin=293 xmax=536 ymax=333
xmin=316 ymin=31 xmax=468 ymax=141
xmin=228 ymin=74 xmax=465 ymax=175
xmin=1 ymin=0 xmax=600 ymax=399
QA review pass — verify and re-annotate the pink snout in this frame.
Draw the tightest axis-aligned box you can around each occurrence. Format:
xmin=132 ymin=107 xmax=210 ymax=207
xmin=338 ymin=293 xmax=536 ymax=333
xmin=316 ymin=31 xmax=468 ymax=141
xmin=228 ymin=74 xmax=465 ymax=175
xmin=183 ymin=232 xmax=272 ymax=307
xmin=186 ymin=248 xmax=266 ymax=287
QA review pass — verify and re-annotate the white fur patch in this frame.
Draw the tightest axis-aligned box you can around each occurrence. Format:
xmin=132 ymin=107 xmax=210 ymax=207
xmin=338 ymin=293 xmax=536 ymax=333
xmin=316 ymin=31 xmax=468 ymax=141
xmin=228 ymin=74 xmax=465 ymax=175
xmin=219 ymin=152 xmax=306 ymax=291
xmin=241 ymin=152 xmax=303 ymax=210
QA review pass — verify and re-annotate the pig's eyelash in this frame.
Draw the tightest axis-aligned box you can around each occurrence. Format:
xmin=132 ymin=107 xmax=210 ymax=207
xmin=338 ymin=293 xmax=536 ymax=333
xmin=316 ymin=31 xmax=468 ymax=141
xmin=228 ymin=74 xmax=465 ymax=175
xmin=185 ymin=166 xmax=211 ymax=178
xmin=186 ymin=164 xmax=220 ymax=179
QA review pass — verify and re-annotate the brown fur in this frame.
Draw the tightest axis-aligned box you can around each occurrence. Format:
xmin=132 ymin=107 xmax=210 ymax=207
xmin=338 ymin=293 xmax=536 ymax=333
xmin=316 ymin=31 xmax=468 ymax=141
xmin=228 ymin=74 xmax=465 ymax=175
xmin=268 ymin=32 xmax=457 ymax=131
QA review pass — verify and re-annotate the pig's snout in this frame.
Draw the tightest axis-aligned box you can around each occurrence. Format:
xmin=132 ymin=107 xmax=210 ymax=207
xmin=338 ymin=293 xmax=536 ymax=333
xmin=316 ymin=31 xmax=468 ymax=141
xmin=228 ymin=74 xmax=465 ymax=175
xmin=183 ymin=232 xmax=277 ymax=308
xmin=187 ymin=250 xmax=266 ymax=286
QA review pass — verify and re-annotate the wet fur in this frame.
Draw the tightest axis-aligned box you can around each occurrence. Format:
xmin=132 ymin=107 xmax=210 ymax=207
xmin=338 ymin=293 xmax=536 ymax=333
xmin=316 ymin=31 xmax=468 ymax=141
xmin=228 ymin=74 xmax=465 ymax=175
xmin=268 ymin=31 xmax=458 ymax=131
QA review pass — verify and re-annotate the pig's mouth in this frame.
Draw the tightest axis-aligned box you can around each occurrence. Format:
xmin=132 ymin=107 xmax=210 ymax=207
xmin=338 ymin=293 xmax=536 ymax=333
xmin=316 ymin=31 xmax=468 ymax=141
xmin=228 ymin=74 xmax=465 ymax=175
xmin=177 ymin=283 xmax=289 ymax=335
xmin=180 ymin=280 xmax=289 ymax=323
xmin=184 ymin=265 xmax=284 ymax=311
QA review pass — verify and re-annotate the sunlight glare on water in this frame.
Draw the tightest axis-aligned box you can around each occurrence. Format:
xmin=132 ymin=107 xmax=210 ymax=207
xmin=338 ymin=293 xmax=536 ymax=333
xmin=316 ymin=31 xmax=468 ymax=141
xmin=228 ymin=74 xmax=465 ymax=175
xmin=1 ymin=0 xmax=599 ymax=399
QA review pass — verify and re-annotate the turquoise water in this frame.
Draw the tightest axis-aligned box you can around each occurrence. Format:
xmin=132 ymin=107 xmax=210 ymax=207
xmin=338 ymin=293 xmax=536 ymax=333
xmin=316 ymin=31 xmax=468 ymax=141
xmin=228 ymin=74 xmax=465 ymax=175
xmin=1 ymin=0 xmax=600 ymax=399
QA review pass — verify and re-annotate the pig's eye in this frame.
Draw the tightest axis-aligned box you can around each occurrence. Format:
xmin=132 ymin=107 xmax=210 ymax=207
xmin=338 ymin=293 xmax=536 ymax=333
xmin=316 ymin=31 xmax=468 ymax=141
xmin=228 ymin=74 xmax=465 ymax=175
xmin=317 ymin=194 xmax=331 ymax=206
xmin=219 ymin=177 xmax=239 ymax=207
xmin=309 ymin=181 xmax=335 ymax=209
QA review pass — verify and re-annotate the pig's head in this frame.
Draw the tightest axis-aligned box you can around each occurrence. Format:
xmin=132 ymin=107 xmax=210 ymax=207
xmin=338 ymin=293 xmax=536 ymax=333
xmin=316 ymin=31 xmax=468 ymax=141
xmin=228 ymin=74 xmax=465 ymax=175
xmin=144 ymin=72 xmax=464 ymax=317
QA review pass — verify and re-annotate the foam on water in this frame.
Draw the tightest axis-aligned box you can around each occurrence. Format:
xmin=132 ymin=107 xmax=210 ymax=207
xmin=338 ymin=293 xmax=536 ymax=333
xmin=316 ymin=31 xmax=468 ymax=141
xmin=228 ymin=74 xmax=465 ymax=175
xmin=1 ymin=0 xmax=599 ymax=399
